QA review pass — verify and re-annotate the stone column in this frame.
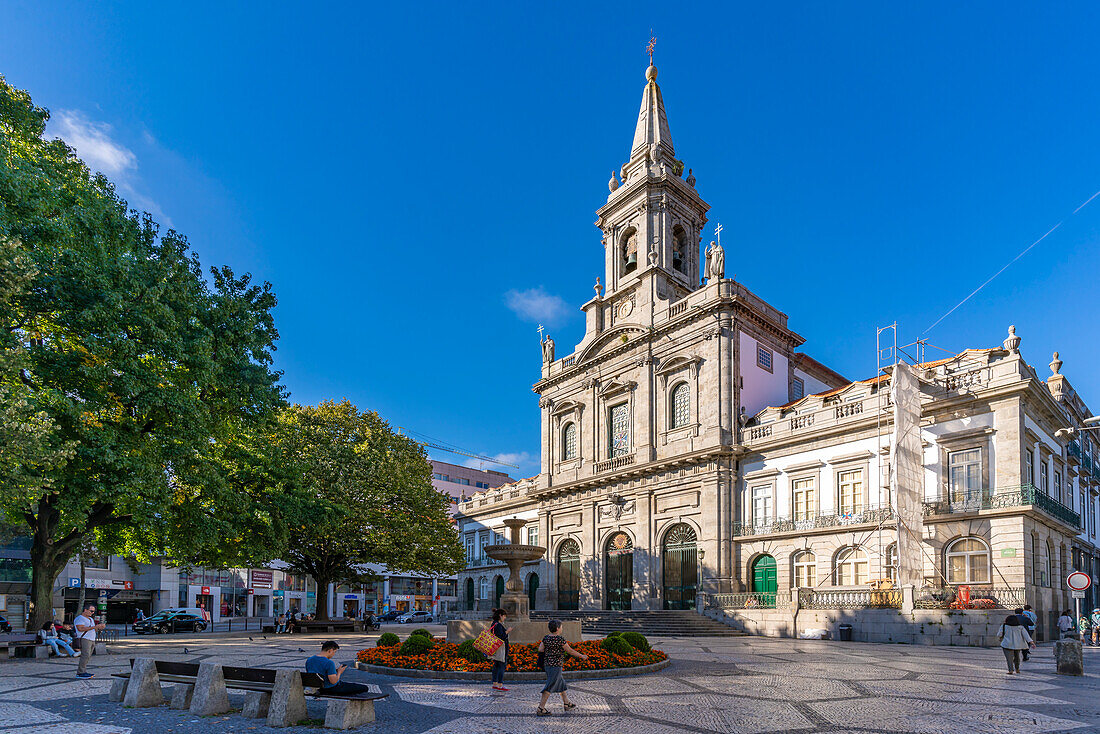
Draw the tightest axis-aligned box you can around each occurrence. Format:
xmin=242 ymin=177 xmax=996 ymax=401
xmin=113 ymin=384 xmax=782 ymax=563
xmin=635 ymin=490 xmax=653 ymax=610
xmin=992 ymin=397 xmax=1023 ymax=488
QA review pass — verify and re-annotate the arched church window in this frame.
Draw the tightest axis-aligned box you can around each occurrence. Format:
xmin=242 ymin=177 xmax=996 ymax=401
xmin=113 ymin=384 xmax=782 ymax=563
xmin=672 ymin=224 xmax=687 ymax=274
xmin=621 ymin=229 xmax=638 ymax=275
xmin=562 ymin=422 xmax=577 ymax=461
xmin=670 ymin=383 xmax=690 ymax=429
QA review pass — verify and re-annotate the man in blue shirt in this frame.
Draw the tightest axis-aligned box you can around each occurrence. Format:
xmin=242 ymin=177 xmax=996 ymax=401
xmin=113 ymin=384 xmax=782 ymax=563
xmin=305 ymin=641 xmax=372 ymax=696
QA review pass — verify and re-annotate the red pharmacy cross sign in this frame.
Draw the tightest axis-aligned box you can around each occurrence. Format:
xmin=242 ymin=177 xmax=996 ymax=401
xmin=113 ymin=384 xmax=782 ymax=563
xmin=1067 ymin=571 xmax=1091 ymax=591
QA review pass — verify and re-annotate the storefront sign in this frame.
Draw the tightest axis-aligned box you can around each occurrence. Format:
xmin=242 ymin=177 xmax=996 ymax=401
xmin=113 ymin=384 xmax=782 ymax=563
xmin=1000 ymin=548 xmax=1016 ymax=558
xmin=306 ymin=591 xmax=315 ymax=598
xmin=200 ymin=586 xmax=211 ymax=595
xmin=344 ymin=594 xmax=358 ymax=599
xmin=112 ymin=580 xmax=134 ymax=590
xmin=390 ymin=594 xmax=414 ymax=602
xmin=247 ymin=588 xmax=254 ymax=595
xmin=272 ymin=590 xmax=284 ymax=597
xmin=69 ymin=578 xmax=81 ymax=587
xmin=251 ymin=570 xmax=273 ymax=589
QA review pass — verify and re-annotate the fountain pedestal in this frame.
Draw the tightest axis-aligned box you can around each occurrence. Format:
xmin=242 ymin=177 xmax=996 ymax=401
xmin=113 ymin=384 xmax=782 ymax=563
xmin=446 ymin=519 xmax=582 ymax=644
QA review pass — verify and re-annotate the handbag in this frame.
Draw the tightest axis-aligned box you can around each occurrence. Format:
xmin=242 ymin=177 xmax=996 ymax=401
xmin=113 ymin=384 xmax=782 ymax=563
xmin=472 ymin=627 xmax=504 ymax=657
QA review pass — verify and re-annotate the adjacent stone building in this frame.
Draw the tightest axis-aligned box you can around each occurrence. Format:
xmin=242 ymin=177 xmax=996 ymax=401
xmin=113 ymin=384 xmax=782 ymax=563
xmin=454 ymin=62 xmax=1100 ymax=638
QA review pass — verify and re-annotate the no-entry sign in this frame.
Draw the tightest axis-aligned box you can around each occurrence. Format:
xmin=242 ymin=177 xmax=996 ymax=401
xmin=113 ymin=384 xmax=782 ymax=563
xmin=1067 ymin=571 xmax=1091 ymax=591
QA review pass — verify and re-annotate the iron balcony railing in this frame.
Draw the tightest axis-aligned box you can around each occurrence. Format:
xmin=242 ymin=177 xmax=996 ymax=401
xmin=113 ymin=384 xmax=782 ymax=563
xmin=733 ymin=503 xmax=895 ymax=537
xmin=799 ymin=587 xmax=902 ymax=610
xmin=914 ymin=586 xmax=1026 ymax=610
xmin=922 ymin=484 xmax=1080 ymax=527
xmin=464 ymin=556 xmax=505 ymax=569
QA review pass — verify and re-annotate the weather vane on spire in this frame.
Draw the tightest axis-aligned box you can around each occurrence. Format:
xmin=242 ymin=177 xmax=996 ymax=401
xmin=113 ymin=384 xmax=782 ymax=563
xmin=646 ymin=33 xmax=656 ymax=65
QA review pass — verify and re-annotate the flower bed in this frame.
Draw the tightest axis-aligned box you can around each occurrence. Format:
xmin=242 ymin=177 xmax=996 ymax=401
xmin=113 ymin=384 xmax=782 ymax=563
xmin=356 ymin=637 xmax=667 ymax=673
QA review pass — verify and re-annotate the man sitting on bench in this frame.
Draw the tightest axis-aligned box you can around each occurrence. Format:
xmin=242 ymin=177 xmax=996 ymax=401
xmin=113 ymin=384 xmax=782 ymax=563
xmin=305 ymin=641 xmax=371 ymax=696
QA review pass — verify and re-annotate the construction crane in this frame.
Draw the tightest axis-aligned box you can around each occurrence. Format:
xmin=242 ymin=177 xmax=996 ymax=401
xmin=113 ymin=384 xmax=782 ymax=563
xmin=398 ymin=428 xmax=520 ymax=469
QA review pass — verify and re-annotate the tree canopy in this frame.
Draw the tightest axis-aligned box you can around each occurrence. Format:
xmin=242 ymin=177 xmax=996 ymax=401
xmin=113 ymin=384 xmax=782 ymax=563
xmin=0 ymin=75 xmax=285 ymax=626
xmin=272 ymin=400 xmax=465 ymax=619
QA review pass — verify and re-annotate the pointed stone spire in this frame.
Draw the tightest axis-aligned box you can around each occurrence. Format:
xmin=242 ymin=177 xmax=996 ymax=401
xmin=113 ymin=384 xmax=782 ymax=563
xmin=630 ymin=64 xmax=675 ymax=166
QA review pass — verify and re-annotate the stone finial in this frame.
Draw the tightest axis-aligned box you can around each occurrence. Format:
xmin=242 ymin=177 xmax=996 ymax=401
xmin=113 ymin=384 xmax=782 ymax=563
xmin=1003 ymin=325 xmax=1021 ymax=354
xmin=594 ymin=276 xmax=603 ymax=298
xmin=608 ymin=170 xmax=620 ymax=192
xmin=1050 ymin=351 xmax=1062 ymax=376
xmin=685 ymin=168 xmax=696 ymax=188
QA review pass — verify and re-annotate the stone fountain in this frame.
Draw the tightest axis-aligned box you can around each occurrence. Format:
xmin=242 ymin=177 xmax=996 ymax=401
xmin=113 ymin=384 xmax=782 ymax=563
xmin=446 ymin=518 xmax=582 ymax=644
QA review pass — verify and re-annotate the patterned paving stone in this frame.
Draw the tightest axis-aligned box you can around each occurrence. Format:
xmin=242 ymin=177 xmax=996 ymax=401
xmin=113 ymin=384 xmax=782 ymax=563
xmin=671 ymin=652 xmax=761 ymax=664
xmin=416 ymin=715 xmax=688 ymax=734
xmin=735 ymin=662 xmax=901 ymax=681
xmin=0 ymin=702 xmax=64 ymax=726
xmin=394 ymin=683 xmax=611 ymax=715
xmin=570 ymin=676 xmax=697 ymax=696
xmin=863 ymin=679 xmax=1070 ymax=705
xmin=2 ymin=678 xmax=114 ymax=700
xmin=915 ymin=672 xmax=1059 ymax=691
xmin=5 ymin=726 xmax=131 ymax=734
xmin=811 ymin=697 xmax=1089 ymax=733
xmin=683 ymin=673 xmax=859 ymax=701
xmin=623 ymin=693 xmax=815 ymax=733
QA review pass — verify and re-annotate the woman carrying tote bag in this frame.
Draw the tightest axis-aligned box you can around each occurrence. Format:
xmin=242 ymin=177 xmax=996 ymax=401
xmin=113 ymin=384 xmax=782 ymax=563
xmin=488 ymin=608 xmax=512 ymax=692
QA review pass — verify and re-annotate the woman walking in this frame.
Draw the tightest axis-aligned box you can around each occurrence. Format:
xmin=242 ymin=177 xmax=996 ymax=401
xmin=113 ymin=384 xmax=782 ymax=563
xmin=489 ymin=608 xmax=512 ymax=692
xmin=536 ymin=619 xmax=588 ymax=716
xmin=998 ymin=614 xmax=1034 ymax=675
xmin=1057 ymin=610 xmax=1075 ymax=639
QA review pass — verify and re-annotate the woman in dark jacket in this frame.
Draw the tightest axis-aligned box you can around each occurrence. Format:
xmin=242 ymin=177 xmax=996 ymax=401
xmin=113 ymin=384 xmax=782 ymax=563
xmin=489 ymin=608 xmax=512 ymax=692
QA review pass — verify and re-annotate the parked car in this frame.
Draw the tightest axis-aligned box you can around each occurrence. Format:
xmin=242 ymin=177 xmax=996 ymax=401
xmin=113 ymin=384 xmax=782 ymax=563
xmin=132 ymin=610 xmax=208 ymax=634
xmin=377 ymin=610 xmax=402 ymax=622
xmin=0 ymin=614 xmax=11 ymax=633
xmin=396 ymin=610 xmax=433 ymax=624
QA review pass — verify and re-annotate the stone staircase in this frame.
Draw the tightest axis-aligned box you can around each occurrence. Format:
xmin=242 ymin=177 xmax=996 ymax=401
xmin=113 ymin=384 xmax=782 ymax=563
xmin=529 ymin=609 xmax=745 ymax=637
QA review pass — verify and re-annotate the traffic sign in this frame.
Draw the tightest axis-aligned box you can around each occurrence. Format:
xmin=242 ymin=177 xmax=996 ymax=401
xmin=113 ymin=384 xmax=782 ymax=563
xmin=1067 ymin=571 xmax=1092 ymax=591
xmin=1071 ymin=590 xmax=1086 ymax=599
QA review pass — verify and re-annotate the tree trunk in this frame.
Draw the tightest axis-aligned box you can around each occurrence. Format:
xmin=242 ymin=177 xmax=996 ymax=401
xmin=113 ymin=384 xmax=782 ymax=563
xmin=76 ymin=553 xmax=87 ymax=621
xmin=314 ymin=574 xmax=332 ymax=620
xmin=28 ymin=540 xmax=66 ymax=631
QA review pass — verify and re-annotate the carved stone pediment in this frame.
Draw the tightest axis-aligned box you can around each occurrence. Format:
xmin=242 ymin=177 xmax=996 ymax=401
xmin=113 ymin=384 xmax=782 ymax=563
xmin=655 ymin=354 xmax=701 ymax=377
xmin=576 ymin=325 xmax=647 ymax=364
xmin=598 ymin=378 xmax=637 ymax=397
xmin=551 ymin=399 xmax=585 ymax=416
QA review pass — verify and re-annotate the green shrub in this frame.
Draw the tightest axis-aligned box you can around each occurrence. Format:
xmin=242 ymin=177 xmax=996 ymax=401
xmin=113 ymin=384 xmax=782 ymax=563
xmin=376 ymin=632 xmax=400 ymax=647
xmin=399 ymin=634 xmax=434 ymax=656
xmin=606 ymin=631 xmax=622 ymax=638
xmin=600 ymin=635 xmax=634 ymax=656
xmin=456 ymin=639 xmax=486 ymax=663
xmin=409 ymin=628 xmax=432 ymax=639
xmin=619 ymin=631 xmax=650 ymax=652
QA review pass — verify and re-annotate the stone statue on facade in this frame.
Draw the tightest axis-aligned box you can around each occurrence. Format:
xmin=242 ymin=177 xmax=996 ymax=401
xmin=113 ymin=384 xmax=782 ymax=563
xmin=542 ymin=335 xmax=555 ymax=363
xmin=705 ymin=240 xmax=725 ymax=281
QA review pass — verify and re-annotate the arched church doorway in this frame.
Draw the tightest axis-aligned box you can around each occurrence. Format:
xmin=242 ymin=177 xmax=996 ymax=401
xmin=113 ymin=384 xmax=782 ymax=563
xmin=557 ymin=539 xmax=580 ymax=610
xmin=662 ymin=524 xmax=697 ymax=609
xmin=750 ymin=554 xmax=777 ymax=608
xmin=527 ymin=572 xmax=539 ymax=611
xmin=605 ymin=531 xmax=634 ymax=611
xmin=465 ymin=578 xmax=474 ymax=611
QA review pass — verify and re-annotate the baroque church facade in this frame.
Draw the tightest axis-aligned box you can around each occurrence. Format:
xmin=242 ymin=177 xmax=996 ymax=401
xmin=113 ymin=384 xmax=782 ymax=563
xmin=455 ymin=63 xmax=1100 ymax=633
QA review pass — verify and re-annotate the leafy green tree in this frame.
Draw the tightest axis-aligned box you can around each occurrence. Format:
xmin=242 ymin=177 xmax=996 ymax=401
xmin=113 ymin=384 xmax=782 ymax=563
xmin=0 ymin=75 xmax=284 ymax=628
xmin=273 ymin=401 xmax=465 ymax=620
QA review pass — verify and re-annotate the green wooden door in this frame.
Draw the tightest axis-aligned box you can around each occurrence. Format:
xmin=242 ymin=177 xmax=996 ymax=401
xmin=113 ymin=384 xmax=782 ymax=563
xmin=750 ymin=555 xmax=777 ymax=608
xmin=557 ymin=540 xmax=580 ymax=610
xmin=494 ymin=576 xmax=505 ymax=608
xmin=662 ymin=524 xmax=698 ymax=610
xmin=465 ymin=579 xmax=474 ymax=611
xmin=527 ymin=573 xmax=539 ymax=611
xmin=605 ymin=532 xmax=634 ymax=611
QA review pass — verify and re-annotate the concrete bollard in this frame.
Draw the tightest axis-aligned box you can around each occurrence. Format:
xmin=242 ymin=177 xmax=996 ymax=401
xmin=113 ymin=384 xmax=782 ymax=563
xmin=242 ymin=690 xmax=271 ymax=719
xmin=169 ymin=683 xmax=194 ymax=710
xmin=267 ymin=670 xmax=307 ymax=727
xmin=108 ymin=677 xmax=128 ymax=702
xmin=122 ymin=659 xmax=163 ymax=708
xmin=189 ymin=663 xmax=230 ymax=715
xmin=324 ymin=698 xmax=376 ymax=729
xmin=1054 ymin=638 xmax=1084 ymax=676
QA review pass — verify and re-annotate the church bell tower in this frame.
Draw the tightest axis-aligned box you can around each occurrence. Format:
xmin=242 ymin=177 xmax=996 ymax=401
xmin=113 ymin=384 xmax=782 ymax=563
xmin=594 ymin=60 xmax=710 ymax=314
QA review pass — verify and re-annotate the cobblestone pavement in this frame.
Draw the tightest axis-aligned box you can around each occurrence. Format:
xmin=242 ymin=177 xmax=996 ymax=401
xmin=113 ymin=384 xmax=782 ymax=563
xmin=1 ymin=626 xmax=1098 ymax=733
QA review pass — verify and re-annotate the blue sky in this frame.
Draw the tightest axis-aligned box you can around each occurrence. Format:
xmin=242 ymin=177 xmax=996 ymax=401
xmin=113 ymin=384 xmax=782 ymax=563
xmin=4 ymin=3 xmax=1099 ymax=478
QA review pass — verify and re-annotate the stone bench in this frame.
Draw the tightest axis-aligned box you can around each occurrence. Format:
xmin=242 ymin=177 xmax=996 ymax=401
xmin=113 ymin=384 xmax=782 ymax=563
xmin=292 ymin=620 xmax=363 ymax=634
xmin=112 ymin=658 xmax=387 ymax=728
xmin=0 ymin=634 xmax=42 ymax=660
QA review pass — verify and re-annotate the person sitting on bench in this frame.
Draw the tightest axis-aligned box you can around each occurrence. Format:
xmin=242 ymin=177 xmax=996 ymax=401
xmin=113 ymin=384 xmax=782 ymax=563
xmin=305 ymin=641 xmax=372 ymax=696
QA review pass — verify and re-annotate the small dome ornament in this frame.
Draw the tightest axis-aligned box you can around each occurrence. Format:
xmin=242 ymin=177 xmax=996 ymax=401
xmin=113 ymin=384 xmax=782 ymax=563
xmin=646 ymin=64 xmax=658 ymax=82
xmin=1050 ymin=351 xmax=1063 ymax=376
xmin=1003 ymin=325 xmax=1021 ymax=354
xmin=608 ymin=170 xmax=620 ymax=193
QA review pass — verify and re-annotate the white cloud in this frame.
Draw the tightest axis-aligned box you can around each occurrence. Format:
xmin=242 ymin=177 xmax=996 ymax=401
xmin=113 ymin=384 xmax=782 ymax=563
xmin=504 ymin=287 xmax=569 ymax=327
xmin=52 ymin=110 xmax=136 ymax=176
xmin=463 ymin=451 xmax=536 ymax=474
xmin=49 ymin=110 xmax=171 ymax=227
